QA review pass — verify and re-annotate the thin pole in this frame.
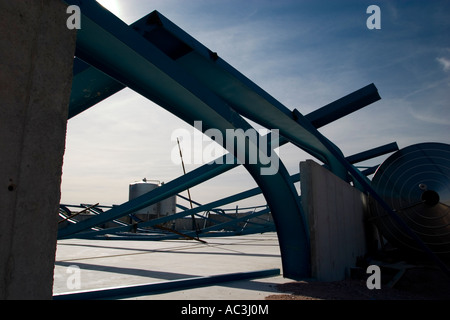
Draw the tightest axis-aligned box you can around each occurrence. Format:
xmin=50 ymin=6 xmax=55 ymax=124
xmin=176 ymin=137 xmax=201 ymax=239
xmin=154 ymin=224 xmax=207 ymax=244
xmin=58 ymin=203 xmax=100 ymax=224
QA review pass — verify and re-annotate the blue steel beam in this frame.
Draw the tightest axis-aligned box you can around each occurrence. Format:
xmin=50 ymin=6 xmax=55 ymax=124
xmin=67 ymin=54 xmax=390 ymax=232
xmin=69 ymin=11 xmax=379 ymax=178
xmin=346 ymin=142 xmax=399 ymax=164
xmin=68 ymin=12 xmax=385 ymax=180
xmin=131 ymin=11 xmax=348 ymax=179
xmin=292 ymin=109 xmax=450 ymax=277
xmin=68 ymin=9 xmax=380 ymax=176
xmin=58 ymin=162 xmax=237 ymax=238
xmin=59 ymin=133 xmax=286 ymax=237
xmin=68 ymin=8 xmax=379 ymax=131
xmin=58 ymin=131 xmax=393 ymax=239
xmin=53 ymin=268 xmax=280 ymax=300
xmin=361 ymin=165 xmax=380 ymax=176
xmin=60 ymin=1 xmax=405 ymax=279
xmin=63 ymin=173 xmax=279 ymax=239
xmin=62 ymin=0 xmax=311 ymax=279
xmin=98 ymin=207 xmax=274 ymax=241
xmin=305 ymin=83 xmax=380 ymax=128
xmin=69 ymin=58 xmax=125 ymax=118
xmin=58 ymin=128 xmax=393 ymax=239
xmin=114 ymin=226 xmax=276 ymax=241
xmin=66 ymin=4 xmax=447 ymax=276
xmin=58 ymin=131 xmax=281 ymax=239
xmin=61 ymin=136 xmax=390 ymax=239
xmin=163 ymin=207 xmax=274 ymax=239
xmin=70 ymin=61 xmax=380 ymax=130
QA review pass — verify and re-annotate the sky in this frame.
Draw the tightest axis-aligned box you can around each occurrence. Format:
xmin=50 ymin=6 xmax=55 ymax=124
xmin=60 ymin=0 xmax=450 ymax=209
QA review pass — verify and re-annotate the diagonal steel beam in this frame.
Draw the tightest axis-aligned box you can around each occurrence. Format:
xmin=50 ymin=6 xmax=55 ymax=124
xmin=58 ymin=161 xmax=236 ymax=238
xmin=60 ymin=1 xmax=400 ymax=279
xmin=68 ymin=9 xmax=381 ymax=180
xmin=62 ymin=170 xmax=280 ymax=239
xmin=61 ymin=0 xmax=310 ymax=279
xmin=63 ymin=136 xmax=389 ymax=240
xmin=345 ymin=142 xmax=398 ymax=164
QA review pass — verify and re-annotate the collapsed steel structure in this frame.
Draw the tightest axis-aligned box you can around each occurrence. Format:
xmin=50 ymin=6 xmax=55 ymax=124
xmin=58 ymin=1 xmax=449 ymax=284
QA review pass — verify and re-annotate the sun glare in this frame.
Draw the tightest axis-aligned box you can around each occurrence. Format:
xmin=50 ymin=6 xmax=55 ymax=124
xmin=96 ymin=0 xmax=121 ymax=17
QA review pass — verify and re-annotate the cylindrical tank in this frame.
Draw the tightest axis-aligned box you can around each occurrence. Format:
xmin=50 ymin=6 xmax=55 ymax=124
xmin=159 ymin=195 xmax=176 ymax=216
xmin=129 ymin=179 xmax=159 ymax=221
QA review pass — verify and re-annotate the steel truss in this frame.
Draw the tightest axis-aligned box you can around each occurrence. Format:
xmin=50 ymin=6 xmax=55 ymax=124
xmin=59 ymin=1 xmax=448 ymax=281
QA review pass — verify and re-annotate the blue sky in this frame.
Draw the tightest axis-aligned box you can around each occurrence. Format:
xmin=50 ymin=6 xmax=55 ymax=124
xmin=61 ymin=0 xmax=450 ymax=208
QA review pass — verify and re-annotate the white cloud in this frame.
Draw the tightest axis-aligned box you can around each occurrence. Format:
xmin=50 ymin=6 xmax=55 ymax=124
xmin=410 ymin=111 xmax=450 ymax=126
xmin=437 ymin=57 xmax=450 ymax=72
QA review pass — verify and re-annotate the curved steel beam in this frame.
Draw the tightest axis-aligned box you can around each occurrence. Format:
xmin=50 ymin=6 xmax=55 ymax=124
xmin=61 ymin=0 xmax=310 ymax=279
xmin=68 ymin=9 xmax=381 ymax=179
xmin=61 ymin=1 xmax=403 ymax=279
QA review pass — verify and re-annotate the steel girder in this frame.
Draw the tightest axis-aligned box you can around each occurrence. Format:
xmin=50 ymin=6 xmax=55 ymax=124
xmin=68 ymin=7 xmax=381 ymax=181
xmin=62 ymin=0 xmax=311 ymax=279
xmin=61 ymin=175 xmax=271 ymax=239
xmin=53 ymin=268 xmax=281 ymax=300
xmin=59 ymin=141 xmax=397 ymax=239
xmin=59 ymin=1 xmax=404 ymax=279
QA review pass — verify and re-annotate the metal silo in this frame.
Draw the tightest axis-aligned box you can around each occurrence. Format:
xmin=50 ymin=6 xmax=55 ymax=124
xmin=159 ymin=194 xmax=176 ymax=216
xmin=129 ymin=179 xmax=159 ymax=221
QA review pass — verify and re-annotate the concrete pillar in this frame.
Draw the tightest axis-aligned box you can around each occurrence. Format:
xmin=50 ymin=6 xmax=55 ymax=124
xmin=0 ymin=1 xmax=76 ymax=299
xmin=300 ymin=160 xmax=368 ymax=281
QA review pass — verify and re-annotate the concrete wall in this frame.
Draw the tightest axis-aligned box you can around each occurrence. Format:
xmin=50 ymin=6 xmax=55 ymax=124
xmin=0 ymin=1 xmax=76 ymax=299
xmin=300 ymin=160 xmax=368 ymax=281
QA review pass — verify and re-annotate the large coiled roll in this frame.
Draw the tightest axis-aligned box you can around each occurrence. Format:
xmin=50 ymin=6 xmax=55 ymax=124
xmin=370 ymin=142 xmax=450 ymax=260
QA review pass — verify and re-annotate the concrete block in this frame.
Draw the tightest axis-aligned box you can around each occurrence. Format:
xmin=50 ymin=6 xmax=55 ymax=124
xmin=0 ymin=0 xmax=76 ymax=299
xmin=300 ymin=160 xmax=368 ymax=281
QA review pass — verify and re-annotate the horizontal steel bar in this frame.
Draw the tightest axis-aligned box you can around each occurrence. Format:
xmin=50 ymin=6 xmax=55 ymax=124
xmin=345 ymin=142 xmax=398 ymax=164
xmin=361 ymin=164 xmax=380 ymax=176
xmin=305 ymin=83 xmax=380 ymax=128
xmin=102 ymin=225 xmax=276 ymax=241
xmin=58 ymin=161 xmax=236 ymax=238
xmin=292 ymin=109 xmax=450 ymax=278
xmin=68 ymin=182 xmax=265 ymax=239
xmin=53 ymin=268 xmax=280 ymax=300
xmin=64 ymin=171 xmax=298 ymax=239
xmin=67 ymin=7 xmax=380 ymax=179
xmin=134 ymin=207 xmax=273 ymax=241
